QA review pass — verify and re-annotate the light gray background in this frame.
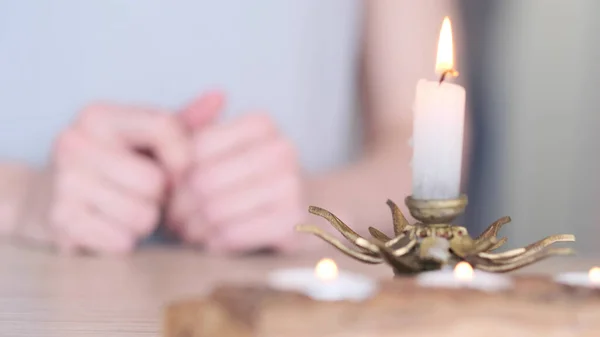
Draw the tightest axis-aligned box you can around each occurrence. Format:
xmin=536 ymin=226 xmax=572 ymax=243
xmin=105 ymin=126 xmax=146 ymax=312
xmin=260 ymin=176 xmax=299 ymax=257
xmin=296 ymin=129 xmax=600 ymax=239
xmin=466 ymin=0 xmax=600 ymax=254
xmin=0 ymin=0 xmax=363 ymax=172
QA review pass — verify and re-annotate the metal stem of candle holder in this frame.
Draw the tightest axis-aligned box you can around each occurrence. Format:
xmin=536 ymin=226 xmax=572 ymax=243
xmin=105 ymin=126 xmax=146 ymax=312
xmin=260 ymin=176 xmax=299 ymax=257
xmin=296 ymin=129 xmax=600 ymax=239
xmin=296 ymin=194 xmax=576 ymax=276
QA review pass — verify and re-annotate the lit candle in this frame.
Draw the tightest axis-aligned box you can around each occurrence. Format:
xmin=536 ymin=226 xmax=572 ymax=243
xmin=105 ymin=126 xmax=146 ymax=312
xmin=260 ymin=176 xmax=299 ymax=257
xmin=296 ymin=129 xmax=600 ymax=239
xmin=554 ymin=267 xmax=600 ymax=288
xmin=412 ymin=17 xmax=466 ymax=199
xmin=267 ymin=258 xmax=378 ymax=301
xmin=416 ymin=262 xmax=513 ymax=292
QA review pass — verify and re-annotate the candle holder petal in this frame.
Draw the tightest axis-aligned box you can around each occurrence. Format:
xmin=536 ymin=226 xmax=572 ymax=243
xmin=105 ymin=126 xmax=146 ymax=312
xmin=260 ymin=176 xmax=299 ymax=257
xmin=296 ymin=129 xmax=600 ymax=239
xmin=386 ymin=199 xmax=411 ymax=235
xmin=295 ymin=225 xmax=382 ymax=264
xmin=476 ymin=216 xmax=511 ymax=239
xmin=467 ymin=247 xmax=575 ymax=273
xmin=486 ymin=237 xmax=508 ymax=252
xmin=368 ymin=226 xmax=391 ymax=242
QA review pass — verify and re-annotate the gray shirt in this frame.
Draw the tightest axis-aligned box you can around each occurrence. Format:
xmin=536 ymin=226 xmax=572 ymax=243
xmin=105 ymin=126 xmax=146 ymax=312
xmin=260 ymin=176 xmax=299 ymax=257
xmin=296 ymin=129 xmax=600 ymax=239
xmin=0 ymin=0 xmax=363 ymax=172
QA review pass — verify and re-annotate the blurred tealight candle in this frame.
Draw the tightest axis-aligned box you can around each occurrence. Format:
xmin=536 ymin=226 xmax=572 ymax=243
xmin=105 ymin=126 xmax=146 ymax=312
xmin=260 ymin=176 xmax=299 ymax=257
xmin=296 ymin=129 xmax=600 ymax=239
xmin=416 ymin=262 xmax=513 ymax=292
xmin=267 ymin=258 xmax=378 ymax=301
xmin=554 ymin=267 xmax=600 ymax=288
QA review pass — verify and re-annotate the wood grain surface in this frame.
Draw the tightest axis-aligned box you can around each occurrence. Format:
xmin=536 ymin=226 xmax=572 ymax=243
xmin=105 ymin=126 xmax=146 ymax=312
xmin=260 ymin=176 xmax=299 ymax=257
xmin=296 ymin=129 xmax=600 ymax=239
xmin=165 ymin=276 xmax=600 ymax=337
xmin=0 ymin=243 xmax=597 ymax=337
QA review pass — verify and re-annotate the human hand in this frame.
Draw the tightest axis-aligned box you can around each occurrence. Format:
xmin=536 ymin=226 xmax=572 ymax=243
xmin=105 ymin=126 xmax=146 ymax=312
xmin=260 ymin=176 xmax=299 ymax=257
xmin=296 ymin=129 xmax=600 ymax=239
xmin=39 ymin=103 xmax=191 ymax=254
xmin=168 ymin=94 xmax=306 ymax=254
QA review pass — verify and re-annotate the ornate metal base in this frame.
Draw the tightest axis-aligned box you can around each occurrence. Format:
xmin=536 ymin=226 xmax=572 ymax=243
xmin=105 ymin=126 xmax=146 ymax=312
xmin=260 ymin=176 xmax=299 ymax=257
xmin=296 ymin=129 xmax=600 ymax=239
xmin=295 ymin=195 xmax=575 ymax=275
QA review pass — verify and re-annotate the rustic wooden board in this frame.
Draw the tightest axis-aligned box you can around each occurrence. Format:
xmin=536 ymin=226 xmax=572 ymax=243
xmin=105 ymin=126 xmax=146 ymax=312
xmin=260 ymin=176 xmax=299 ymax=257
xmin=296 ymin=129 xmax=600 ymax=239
xmin=163 ymin=275 xmax=600 ymax=337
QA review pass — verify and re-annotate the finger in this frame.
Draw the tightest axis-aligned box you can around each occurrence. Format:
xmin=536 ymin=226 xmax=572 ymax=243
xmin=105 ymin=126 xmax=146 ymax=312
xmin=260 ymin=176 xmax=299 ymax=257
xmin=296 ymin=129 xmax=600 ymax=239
xmin=193 ymin=113 xmax=278 ymax=163
xmin=173 ymin=132 xmax=294 ymax=234
xmin=201 ymin=173 xmax=302 ymax=227
xmin=165 ymin=183 xmax=192 ymax=232
xmin=206 ymin=207 xmax=303 ymax=253
xmin=185 ymin=173 xmax=300 ymax=244
xmin=55 ymin=232 xmax=77 ymax=255
xmin=53 ymin=129 xmax=167 ymax=201
xmin=191 ymin=138 xmax=298 ymax=197
xmin=179 ymin=91 xmax=225 ymax=130
xmin=51 ymin=199 xmax=135 ymax=254
xmin=68 ymin=213 xmax=135 ymax=254
xmin=55 ymin=169 xmax=159 ymax=236
xmin=75 ymin=103 xmax=192 ymax=180
xmin=178 ymin=212 xmax=211 ymax=244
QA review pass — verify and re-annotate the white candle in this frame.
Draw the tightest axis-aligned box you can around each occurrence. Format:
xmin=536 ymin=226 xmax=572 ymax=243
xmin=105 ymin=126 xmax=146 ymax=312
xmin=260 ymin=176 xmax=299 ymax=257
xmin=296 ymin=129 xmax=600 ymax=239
xmin=412 ymin=17 xmax=466 ymax=199
xmin=416 ymin=262 xmax=513 ymax=292
xmin=554 ymin=267 xmax=600 ymax=288
xmin=267 ymin=258 xmax=378 ymax=301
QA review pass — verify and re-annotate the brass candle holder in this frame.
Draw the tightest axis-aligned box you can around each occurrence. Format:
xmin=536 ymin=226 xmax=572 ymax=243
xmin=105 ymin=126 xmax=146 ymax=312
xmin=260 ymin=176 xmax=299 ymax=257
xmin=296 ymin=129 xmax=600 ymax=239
xmin=296 ymin=194 xmax=576 ymax=276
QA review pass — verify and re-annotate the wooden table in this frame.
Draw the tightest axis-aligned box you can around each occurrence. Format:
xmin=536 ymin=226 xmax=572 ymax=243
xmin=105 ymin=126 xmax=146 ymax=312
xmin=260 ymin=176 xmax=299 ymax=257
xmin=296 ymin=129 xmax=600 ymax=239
xmin=0 ymin=243 xmax=597 ymax=337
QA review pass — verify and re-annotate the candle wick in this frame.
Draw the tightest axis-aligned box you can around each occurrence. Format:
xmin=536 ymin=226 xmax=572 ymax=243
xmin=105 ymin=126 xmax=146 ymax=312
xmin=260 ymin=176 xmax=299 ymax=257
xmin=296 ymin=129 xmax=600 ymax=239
xmin=438 ymin=71 xmax=448 ymax=85
xmin=438 ymin=69 xmax=459 ymax=85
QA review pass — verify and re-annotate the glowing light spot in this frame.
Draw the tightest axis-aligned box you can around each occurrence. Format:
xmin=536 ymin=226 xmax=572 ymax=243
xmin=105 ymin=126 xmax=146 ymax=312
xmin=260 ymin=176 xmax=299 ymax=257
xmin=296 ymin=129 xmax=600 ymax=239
xmin=315 ymin=258 xmax=338 ymax=281
xmin=453 ymin=262 xmax=474 ymax=281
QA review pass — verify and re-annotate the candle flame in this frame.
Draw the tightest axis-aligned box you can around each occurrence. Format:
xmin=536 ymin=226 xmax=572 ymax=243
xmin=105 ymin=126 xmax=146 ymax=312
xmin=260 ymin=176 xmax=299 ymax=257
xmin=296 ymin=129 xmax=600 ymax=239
xmin=315 ymin=258 xmax=338 ymax=281
xmin=453 ymin=262 xmax=474 ymax=281
xmin=589 ymin=267 xmax=600 ymax=284
xmin=436 ymin=16 xmax=456 ymax=76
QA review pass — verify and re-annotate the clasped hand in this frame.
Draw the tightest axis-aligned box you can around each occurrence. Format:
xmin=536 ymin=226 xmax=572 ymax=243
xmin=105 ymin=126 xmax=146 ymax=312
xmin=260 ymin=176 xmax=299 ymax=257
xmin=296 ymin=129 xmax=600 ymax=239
xmin=42 ymin=92 xmax=305 ymax=255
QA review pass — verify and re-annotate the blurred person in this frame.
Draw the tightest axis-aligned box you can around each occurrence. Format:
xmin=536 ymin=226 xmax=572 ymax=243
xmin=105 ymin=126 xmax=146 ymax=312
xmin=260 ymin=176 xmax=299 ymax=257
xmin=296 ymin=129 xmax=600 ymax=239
xmin=0 ymin=1 xmax=464 ymax=254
